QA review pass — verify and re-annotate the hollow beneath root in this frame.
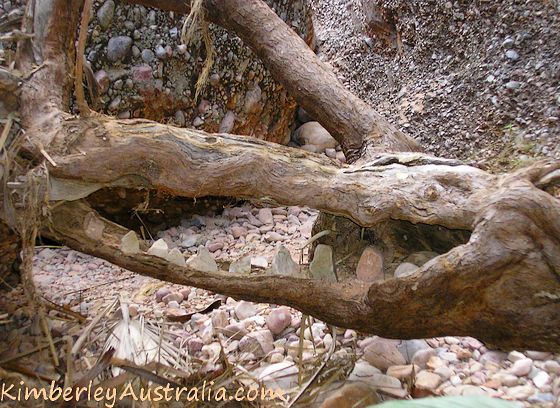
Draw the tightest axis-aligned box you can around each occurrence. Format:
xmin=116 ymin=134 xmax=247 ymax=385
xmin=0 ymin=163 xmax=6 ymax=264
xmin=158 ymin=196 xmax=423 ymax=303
xmin=311 ymin=212 xmax=471 ymax=281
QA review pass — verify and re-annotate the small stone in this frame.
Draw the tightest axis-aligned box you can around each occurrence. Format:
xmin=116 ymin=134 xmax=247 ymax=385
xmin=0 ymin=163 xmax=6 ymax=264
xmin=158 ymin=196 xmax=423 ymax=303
xmin=325 ymin=148 xmax=337 ymax=158
xmin=147 ymin=238 xmax=169 ymax=258
xmin=193 ymin=117 xmax=204 ymax=127
xmin=97 ymin=0 xmax=115 ymax=29
xmin=186 ymin=246 xmax=218 ymax=272
xmin=386 ymin=364 xmax=419 ymax=380
xmin=211 ymin=310 xmax=228 ymax=329
xmin=94 ymin=70 xmax=110 ymax=94
xmin=187 ymin=337 xmax=204 ymax=353
xmin=319 ymin=383 xmax=379 ymax=408
xmin=502 ymin=37 xmax=515 ymax=48
xmin=128 ymin=305 xmax=139 ymax=317
xmin=106 ymin=36 xmax=133 ymax=62
xmin=251 ymin=256 xmax=268 ymax=269
xmin=270 ymin=246 xmax=300 ymax=276
xmin=222 ymin=322 xmax=248 ymax=340
xmin=544 ymin=360 xmax=560 ymax=375
xmin=427 ymin=356 xmax=445 ymax=370
xmin=310 ymin=244 xmax=336 ymax=282
xmin=356 ymin=246 xmax=384 ymax=282
xmin=209 ymin=73 xmax=220 ymax=87
xmin=479 ymin=350 xmax=507 ymax=364
xmin=404 ymin=251 xmax=439 ymax=266
xmin=141 ymin=48 xmax=155 ymax=63
xmin=505 ymin=385 xmax=534 ymax=400
xmin=492 ymin=372 xmax=519 ymax=387
xmin=352 ymin=372 xmax=406 ymax=398
xmin=266 ymin=308 xmax=292 ymax=335
xmin=336 ymin=151 xmax=346 ymax=163
xmin=239 ymin=329 xmax=274 ymax=358
xmin=165 ymin=248 xmax=186 ymax=266
xmin=235 ymin=301 xmax=258 ymax=320
xmin=294 ymin=122 xmax=337 ymax=153
xmin=258 ymin=208 xmax=274 ymax=225
xmin=207 ymin=241 xmax=224 ymax=252
xmin=525 ymin=350 xmax=552 ymax=360
xmin=505 ymin=81 xmax=521 ymax=90
xmin=363 ymin=338 xmax=406 ymax=371
xmin=155 ymin=44 xmax=167 ymax=60
xmin=174 ymin=110 xmax=186 ymax=127
xmin=509 ymin=358 xmax=533 ymax=376
xmin=120 ymin=231 xmax=140 ymax=255
xmin=505 ymin=50 xmax=519 ymax=60
xmin=348 ymin=360 xmax=381 ymax=382
xmin=162 ymin=292 xmax=183 ymax=304
xmin=412 ymin=348 xmax=437 ymax=369
xmin=132 ymin=65 xmax=153 ymax=83
xmin=231 ymin=226 xmax=247 ymax=239
xmin=532 ymin=371 xmax=550 ymax=388
xmin=219 ymin=111 xmax=236 ymax=133
xmin=434 ymin=366 xmax=453 ymax=381
xmin=265 ymin=231 xmax=285 ymax=242
xmin=394 ymin=262 xmax=419 ymax=278
xmin=415 ymin=370 xmax=442 ymax=391
xmin=508 ymin=350 xmax=526 ymax=362
xmin=397 ymin=339 xmax=430 ymax=363
xmin=229 ymin=256 xmax=252 ymax=274
xmin=155 ymin=287 xmax=171 ymax=302
xmin=243 ymin=83 xmax=262 ymax=113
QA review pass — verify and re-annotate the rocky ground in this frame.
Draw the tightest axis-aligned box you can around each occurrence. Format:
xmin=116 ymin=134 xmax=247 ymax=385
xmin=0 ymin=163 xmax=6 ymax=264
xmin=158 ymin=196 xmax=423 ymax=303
xmin=0 ymin=203 xmax=554 ymax=406
xmin=311 ymin=0 xmax=560 ymax=167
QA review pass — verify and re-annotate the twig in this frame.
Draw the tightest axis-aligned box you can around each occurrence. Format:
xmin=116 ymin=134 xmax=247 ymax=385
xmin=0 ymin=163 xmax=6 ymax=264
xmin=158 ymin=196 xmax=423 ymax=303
xmin=287 ymin=325 xmax=338 ymax=407
xmin=71 ymin=298 xmax=117 ymax=356
xmin=0 ymin=338 xmax=63 ymax=365
xmin=40 ymin=147 xmax=57 ymax=167
xmin=74 ymin=0 xmax=92 ymax=116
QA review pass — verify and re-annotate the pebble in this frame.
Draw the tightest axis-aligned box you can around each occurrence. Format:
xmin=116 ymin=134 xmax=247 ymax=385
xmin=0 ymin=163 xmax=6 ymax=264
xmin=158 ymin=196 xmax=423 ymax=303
xmin=270 ymin=246 xmax=300 ymax=276
xmin=394 ymin=262 xmax=419 ymax=278
xmin=106 ymin=36 xmax=133 ymax=62
xmin=412 ymin=348 xmax=437 ymax=369
xmin=166 ymin=248 xmax=186 ymax=266
xmin=355 ymin=246 xmax=384 ymax=282
xmin=96 ymin=0 xmax=115 ymax=29
xmin=509 ymin=358 xmax=533 ymax=376
xmin=505 ymin=385 xmax=534 ymax=400
xmin=415 ymin=370 xmax=442 ymax=390
xmin=239 ymin=329 xmax=274 ymax=358
xmin=309 ymin=244 xmax=336 ymax=282
xmin=120 ymin=230 xmax=140 ymax=255
xmin=235 ymin=301 xmax=258 ymax=320
xmin=229 ymin=256 xmax=252 ymax=274
xmin=186 ymin=246 xmax=218 ymax=272
xmin=363 ymin=338 xmax=406 ymax=371
xmin=386 ymin=364 xmax=419 ymax=380
xmin=266 ymin=308 xmax=292 ymax=335
xmin=147 ymin=239 xmax=169 ymax=258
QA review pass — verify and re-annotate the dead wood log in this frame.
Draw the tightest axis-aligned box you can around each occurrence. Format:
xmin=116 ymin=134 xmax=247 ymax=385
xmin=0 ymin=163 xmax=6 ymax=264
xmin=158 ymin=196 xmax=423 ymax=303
xmin=1 ymin=0 xmax=559 ymax=353
xmin=42 ymin=141 xmax=560 ymax=350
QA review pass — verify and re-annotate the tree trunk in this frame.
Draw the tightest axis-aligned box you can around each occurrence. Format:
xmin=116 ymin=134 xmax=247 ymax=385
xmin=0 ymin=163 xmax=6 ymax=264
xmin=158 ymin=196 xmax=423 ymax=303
xmin=1 ymin=0 xmax=559 ymax=353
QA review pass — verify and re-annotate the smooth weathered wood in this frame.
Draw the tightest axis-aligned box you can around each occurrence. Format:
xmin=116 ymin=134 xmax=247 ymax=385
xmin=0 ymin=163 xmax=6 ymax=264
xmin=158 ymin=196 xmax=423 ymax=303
xmin=47 ymin=115 xmax=494 ymax=230
xmin=128 ymin=0 xmax=421 ymax=161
